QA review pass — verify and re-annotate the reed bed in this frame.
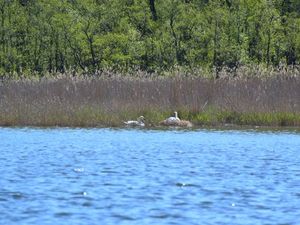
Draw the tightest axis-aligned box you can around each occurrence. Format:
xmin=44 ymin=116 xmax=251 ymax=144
xmin=0 ymin=69 xmax=300 ymax=127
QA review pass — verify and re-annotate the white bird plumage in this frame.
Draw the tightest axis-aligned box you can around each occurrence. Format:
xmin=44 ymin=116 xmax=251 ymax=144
xmin=124 ymin=116 xmax=145 ymax=127
xmin=160 ymin=111 xmax=193 ymax=127
xmin=165 ymin=111 xmax=180 ymax=123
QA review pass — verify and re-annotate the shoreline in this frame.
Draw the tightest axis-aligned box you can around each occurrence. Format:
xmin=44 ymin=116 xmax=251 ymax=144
xmin=1 ymin=124 xmax=300 ymax=133
xmin=1 ymin=109 xmax=299 ymax=128
xmin=1 ymin=117 xmax=300 ymax=130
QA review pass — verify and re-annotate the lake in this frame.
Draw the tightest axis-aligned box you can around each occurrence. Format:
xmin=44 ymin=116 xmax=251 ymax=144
xmin=1 ymin=127 xmax=300 ymax=225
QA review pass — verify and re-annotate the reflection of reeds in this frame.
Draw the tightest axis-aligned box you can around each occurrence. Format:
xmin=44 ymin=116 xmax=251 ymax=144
xmin=0 ymin=69 xmax=299 ymax=127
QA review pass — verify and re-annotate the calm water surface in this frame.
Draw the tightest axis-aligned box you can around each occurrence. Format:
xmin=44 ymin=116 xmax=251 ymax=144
xmin=0 ymin=127 xmax=300 ymax=225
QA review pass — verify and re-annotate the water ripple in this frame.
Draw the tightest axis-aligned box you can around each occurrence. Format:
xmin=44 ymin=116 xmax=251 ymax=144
xmin=0 ymin=127 xmax=300 ymax=225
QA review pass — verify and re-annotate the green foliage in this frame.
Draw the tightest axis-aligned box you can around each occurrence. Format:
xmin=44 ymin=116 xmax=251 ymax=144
xmin=0 ymin=0 xmax=299 ymax=76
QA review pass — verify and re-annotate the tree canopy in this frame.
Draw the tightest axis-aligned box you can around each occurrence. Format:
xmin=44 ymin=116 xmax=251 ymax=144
xmin=0 ymin=0 xmax=299 ymax=75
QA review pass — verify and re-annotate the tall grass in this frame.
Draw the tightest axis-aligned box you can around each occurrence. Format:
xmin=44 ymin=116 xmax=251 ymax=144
xmin=0 ymin=67 xmax=300 ymax=127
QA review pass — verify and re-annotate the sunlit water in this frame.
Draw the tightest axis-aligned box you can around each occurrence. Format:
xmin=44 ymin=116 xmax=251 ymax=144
xmin=0 ymin=127 xmax=300 ymax=225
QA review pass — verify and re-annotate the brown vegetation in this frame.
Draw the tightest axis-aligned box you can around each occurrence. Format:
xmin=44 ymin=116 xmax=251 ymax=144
xmin=0 ymin=67 xmax=299 ymax=127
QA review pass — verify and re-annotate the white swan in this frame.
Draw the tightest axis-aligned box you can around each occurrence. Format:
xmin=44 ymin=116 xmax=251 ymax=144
xmin=165 ymin=111 xmax=180 ymax=123
xmin=160 ymin=112 xmax=193 ymax=127
xmin=124 ymin=116 xmax=145 ymax=127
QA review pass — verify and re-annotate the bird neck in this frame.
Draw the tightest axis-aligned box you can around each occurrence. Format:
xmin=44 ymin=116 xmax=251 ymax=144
xmin=175 ymin=112 xmax=178 ymax=119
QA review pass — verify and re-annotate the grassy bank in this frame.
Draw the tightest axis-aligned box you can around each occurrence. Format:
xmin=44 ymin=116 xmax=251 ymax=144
xmin=0 ymin=71 xmax=299 ymax=127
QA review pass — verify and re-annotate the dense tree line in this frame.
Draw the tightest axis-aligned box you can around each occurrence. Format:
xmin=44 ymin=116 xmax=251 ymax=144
xmin=0 ymin=0 xmax=299 ymax=75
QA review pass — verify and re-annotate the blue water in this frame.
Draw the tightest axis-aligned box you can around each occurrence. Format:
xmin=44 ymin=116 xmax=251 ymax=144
xmin=0 ymin=127 xmax=300 ymax=225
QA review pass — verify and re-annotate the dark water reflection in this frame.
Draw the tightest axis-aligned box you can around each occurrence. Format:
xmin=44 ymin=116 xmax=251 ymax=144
xmin=0 ymin=128 xmax=300 ymax=225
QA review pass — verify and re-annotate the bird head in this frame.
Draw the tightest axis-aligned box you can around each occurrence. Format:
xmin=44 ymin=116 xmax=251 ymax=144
xmin=138 ymin=116 xmax=145 ymax=121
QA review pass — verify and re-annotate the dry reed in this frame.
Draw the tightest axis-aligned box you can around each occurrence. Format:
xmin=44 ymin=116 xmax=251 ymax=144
xmin=0 ymin=68 xmax=300 ymax=127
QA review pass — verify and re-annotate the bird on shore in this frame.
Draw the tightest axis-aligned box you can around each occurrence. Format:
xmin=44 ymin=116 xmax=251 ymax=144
xmin=124 ymin=116 xmax=145 ymax=127
xmin=166 ymin=111 xmax=180 ymax=123
xmin=160 ymin=111 xmax=193 ymax=127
